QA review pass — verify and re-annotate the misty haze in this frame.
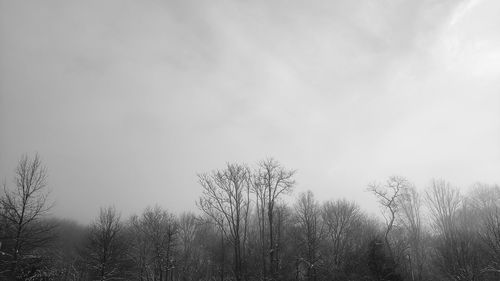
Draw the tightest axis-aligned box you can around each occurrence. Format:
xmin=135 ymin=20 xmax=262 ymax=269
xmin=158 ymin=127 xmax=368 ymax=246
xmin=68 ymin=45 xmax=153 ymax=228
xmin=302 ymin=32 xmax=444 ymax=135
xmin=1 ymin=0 xmax=500 ymax=281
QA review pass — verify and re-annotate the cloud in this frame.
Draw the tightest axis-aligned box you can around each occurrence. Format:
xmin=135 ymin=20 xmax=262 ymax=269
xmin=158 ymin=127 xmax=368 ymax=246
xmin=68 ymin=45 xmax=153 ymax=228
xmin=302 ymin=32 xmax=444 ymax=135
xmin=0 ymin=0 xmax=498 ymax=222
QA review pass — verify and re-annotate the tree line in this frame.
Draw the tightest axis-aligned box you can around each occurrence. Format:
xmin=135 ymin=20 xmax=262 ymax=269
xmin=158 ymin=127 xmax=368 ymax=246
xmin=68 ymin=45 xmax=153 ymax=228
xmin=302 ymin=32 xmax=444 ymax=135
xmin=1 ymin=154 xmax=500 ymax=281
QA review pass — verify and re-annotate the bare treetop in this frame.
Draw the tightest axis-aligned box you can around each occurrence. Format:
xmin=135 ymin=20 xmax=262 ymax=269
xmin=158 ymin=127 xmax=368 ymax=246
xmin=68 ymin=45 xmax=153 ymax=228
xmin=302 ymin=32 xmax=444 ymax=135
xmin=3 ymin=154 xmax=51 ymax=227
xmin=368 ymin=176 xmax=409 ymax=212
xmin=0 ymin=153 xmax=54 ymax=279
xmin=253 ymin=158 xmax=296 ymax=202
xmin=367 ymin=176 xmax=410 ymax=256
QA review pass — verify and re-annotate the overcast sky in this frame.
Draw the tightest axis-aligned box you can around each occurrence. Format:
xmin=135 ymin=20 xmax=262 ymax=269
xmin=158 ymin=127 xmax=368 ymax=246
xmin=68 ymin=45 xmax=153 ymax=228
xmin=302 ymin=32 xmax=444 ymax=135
xmin=1 ymin=0 xmax=499 ymax=223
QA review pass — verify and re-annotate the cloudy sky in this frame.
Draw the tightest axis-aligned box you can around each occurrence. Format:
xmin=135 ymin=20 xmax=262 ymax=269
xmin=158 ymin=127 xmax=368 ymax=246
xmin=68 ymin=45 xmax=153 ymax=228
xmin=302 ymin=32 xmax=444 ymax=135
xmin=1 ymin=0 xmax=499 ymax=223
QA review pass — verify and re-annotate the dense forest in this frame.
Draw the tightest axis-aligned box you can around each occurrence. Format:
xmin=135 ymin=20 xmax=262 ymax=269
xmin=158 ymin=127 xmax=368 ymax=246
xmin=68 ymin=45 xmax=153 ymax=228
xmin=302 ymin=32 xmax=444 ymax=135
xmin=1 ymin=154 xmax=499 ymax=281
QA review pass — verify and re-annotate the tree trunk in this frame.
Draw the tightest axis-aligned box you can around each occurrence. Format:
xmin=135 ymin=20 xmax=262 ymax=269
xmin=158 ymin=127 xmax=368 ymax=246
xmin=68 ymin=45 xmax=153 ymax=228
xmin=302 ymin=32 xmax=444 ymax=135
xmin=268 ymin=204 xmax=275 ymax=280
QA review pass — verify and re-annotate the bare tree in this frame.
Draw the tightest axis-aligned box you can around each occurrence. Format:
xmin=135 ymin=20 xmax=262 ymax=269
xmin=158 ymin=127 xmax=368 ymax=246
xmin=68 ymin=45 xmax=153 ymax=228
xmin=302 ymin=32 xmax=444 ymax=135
xmin=425 ymin=179 xmax=482 ymax=280
xmin=252 ymin=158 xmax=295 ymax=280
xmin=480 ymin=204 xmax=500 ymax=274
xmin=197 ymin=163 xmax=252 ymax=281
xmin=425 ymin=180 xmax=461 ymax=237
xmin=293 ymin=191 xmax=323 ymax=281
xmin=128 ymin=214 xmax=150 ymax=281
xmin=127 ymin=206 xmax=178 ymax=281
xmin=0 ymin=154 xmax=54 ymax=279
xmin=368 ymin=176 xmax=409 ymax=256
xmin=397 ymin=184 xmax=426 ymax=281
xmin=84 ymin=206 xmax=127 ymax=281
xmin=177 ymin=212 xmax=200 ymax=281
xmin=141 ymin=206 xmax=178 ymax=281
xmin=321 ymin=199 xmax=360 ymax=272
xmin=470 ymin=184 xmax=500 ymax=277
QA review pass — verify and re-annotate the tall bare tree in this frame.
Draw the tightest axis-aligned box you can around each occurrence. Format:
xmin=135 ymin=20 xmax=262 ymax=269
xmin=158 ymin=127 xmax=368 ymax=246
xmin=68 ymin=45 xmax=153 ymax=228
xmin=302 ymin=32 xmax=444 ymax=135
xmin=252 ymin=158 xmax=295 ymax=280
xmin=0 ymin=154 xmax=54 ymax=279
xmin=425 ymin=180 xmax=461 ymax=238
xmin=397 ymin=183 xmax=426 ymax=281
xmin=368 ymin=176 xmax=409 ymax=256
xmin=425 ymin=179 xmax=482 ymax=280
xmin=197 ymin=163 xmax=252 ymax=281
xmin=293 ymin=191 xmax=323 ymax=281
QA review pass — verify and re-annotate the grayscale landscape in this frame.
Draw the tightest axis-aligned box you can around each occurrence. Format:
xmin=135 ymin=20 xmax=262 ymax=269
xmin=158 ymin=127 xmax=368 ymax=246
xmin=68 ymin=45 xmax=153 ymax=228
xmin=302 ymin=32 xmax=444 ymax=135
xmin=1 ymin=1 xmax=499 ymax=280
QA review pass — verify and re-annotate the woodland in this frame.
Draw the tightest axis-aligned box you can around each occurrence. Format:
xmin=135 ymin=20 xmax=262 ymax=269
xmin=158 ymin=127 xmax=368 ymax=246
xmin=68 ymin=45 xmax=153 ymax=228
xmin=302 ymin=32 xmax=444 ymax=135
xmin=1 ymin=154 xmax=499 ymax=281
